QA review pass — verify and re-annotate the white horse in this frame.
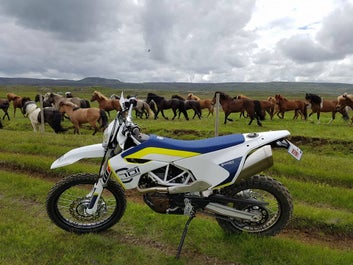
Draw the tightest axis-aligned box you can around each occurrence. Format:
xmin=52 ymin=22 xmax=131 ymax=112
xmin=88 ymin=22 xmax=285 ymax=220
xmin=22 ymin=99 xmax=67 ymax=133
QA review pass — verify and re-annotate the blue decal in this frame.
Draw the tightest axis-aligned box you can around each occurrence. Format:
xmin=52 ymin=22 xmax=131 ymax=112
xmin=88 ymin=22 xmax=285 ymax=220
xmin=218 ymin=157 xmax=242 ymax=186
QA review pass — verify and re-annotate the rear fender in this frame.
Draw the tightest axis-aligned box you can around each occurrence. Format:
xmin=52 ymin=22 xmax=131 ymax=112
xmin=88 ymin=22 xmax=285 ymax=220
xmin=51 ymin=144 xmax=105 ymax=169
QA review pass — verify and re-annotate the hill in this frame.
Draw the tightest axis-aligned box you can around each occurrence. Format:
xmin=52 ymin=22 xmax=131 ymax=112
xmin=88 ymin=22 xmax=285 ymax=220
xmin=1 ymin=77 xmax=353 ymax=97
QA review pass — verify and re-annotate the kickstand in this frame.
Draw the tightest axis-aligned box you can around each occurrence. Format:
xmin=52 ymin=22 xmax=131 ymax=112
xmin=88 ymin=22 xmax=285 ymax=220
xmin=175 ymin=212 xmax=195 ymax=259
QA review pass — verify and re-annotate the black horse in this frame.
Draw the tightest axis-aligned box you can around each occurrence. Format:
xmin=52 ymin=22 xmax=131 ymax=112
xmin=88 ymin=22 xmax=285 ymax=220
xmin=0 ymin=98 xmax=10 ymax=120
xmin=171 ymin=95 xmax=202 ymax=119
xmin=22 ymin=97 xmax=67 ymax=133
xmin=146 ymin=93 xmax=189 ymax=120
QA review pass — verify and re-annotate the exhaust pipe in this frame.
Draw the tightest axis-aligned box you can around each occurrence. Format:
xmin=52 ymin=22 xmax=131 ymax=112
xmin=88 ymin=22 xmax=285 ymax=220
xmin=236 ymin=145 xmax=273 ymax=182
xmin=205 ymin=202 xmax=260 ymax=221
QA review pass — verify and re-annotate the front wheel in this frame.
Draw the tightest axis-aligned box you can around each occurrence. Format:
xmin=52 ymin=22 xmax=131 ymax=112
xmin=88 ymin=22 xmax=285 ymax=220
xmin=46 ymin=173 xmax=126 ymax=234
xmin=216 ymin=175 xmax=293 ymax=236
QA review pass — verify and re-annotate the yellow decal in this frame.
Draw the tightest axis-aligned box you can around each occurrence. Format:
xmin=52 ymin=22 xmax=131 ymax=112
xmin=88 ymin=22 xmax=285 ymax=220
xmin=108 ymin=161 xmax=126 ymax=190
xmin=124 ymin=147 xmax=199 ymax=159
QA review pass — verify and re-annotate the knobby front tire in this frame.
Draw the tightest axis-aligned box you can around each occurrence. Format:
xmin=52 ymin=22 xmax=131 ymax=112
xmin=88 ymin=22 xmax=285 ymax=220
xmin=216 ymin=175 xmax=293 ymax=236
xmin=46 ymin=173 xmax=126 ymax=234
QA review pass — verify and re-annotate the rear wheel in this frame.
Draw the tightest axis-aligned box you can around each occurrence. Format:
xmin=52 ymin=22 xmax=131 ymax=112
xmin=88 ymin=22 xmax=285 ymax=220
xmin=216 ymin=175 xmax=292 ymax=236
xmin=46 ymin=173 xmax=126 ymax=233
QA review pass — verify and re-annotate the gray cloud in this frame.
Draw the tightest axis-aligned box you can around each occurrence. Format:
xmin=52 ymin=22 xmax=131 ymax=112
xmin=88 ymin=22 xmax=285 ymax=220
xmin=0 ymin=0 xmax=352 ymax=84
xmin=0 ymin=0 xmax=123 ymax=41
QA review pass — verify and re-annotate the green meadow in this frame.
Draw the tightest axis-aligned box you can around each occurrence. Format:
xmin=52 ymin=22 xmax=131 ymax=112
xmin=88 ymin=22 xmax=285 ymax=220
xmin=0 ymin=86 xmax=353 ymax=265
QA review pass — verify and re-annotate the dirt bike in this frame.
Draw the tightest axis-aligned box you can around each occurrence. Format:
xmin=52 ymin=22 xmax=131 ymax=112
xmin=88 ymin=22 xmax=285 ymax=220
xmin=46 ymin=93 xmax=302 ymax=258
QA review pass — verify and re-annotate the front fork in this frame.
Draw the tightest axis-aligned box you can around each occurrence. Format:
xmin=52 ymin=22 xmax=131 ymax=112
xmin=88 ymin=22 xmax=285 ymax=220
xmin=86 ymin=165 xmax=111 ymax=215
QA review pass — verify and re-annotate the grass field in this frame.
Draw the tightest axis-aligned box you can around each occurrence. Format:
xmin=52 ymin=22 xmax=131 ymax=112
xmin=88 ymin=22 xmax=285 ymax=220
xmin=1 ymin=86 xmax=353 ymax=265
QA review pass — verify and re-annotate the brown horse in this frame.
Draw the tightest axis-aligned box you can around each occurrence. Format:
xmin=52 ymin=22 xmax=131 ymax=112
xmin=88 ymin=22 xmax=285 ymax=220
xmin=305 ymin=93 xmax=349 ymax=124
xmin=6 ymin=93 xmax=23 ymax=117
xmin=212 ymin=91 xmax=264 ymax=126
xmin=336 ymin=93 xmax=353 ymax=125
xmin=0 ymin=98 xmax=10 ymax=120
xmin=171 ymin=94 xmax=202 ymax=119
xmin=186 ymin=93 xmax=214 ymax=117
xmin=274 ymin=94 xmax=308 ymax=120
xmin=58 ymin=101 xmax=108 ymax=135
xmin=259 ymin=100 xmax=275 ymax=120
xmin=90 ymin=91 xmax=121 ymax=116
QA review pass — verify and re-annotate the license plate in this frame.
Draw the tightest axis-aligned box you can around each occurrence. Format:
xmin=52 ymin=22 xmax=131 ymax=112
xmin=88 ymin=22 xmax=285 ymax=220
xmin=287 ymin=141 xmax=303 ymax=160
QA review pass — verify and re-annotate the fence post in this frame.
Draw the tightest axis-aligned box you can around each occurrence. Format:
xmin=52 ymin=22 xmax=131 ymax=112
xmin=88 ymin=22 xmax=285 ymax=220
xmin=214 ymin=92 xmax=220 ymax=137
xmin=39 ymin=93 xmax=45 ymax=133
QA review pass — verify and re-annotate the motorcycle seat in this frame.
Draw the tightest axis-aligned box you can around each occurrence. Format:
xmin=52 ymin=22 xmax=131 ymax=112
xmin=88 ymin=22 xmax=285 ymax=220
xmin=123 ymin=133 xmax=245 ymax=157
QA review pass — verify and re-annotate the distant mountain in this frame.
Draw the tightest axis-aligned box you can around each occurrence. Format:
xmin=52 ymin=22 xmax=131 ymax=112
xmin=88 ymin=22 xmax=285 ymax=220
xmin=1 ymin=77 xmax=352 ymax=96
xmin=0 ymin=77 xmax=122 ymax=87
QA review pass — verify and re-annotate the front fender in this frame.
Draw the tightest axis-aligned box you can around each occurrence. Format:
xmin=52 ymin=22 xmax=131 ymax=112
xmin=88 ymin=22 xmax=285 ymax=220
xmin=51 ymin=144 xmax=105 ymax=169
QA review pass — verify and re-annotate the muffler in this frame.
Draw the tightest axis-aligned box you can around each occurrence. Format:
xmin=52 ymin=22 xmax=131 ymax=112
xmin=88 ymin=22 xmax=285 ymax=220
xmin=205 ymin=202 xmax=260 ymax=221
xmin=236 ymin=145 xmax=273 ymax=182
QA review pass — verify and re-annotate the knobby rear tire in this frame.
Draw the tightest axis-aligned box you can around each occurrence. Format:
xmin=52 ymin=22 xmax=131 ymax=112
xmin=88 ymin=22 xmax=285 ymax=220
xmin=46 ymin=173 xmax=126 ymax=234
xmin=216 ymin=175 xmax=293 ymax=236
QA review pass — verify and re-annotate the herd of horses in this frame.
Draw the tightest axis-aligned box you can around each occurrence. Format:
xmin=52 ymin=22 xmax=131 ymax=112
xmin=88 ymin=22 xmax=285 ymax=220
xmin=1 ymin=90 xmax=353 ymax=133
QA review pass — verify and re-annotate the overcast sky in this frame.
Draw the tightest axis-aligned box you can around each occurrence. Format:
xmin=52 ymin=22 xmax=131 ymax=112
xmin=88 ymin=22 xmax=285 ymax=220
xmin=1 ymin=0 xmax=353 ymax=83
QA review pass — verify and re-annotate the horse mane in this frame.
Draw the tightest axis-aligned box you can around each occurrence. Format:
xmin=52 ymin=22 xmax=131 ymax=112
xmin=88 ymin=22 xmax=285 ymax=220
xmin=187 ymin=93 xmax=201 ymax=100
xmin=275 ymin=94 xmax=287 ymax=101
xmin=93 ymin=91 xmax=108 ymax=100
xmin=214 ymin=91 xmax=231 ymax=100
xmin=147 ymin=92 xmax=164 ymax=100
xmin=343 ymin=93 xmax=353 ymax=101
xmin=172 ymin=94 xmax=185 ymax=101
xmin=234 ymin=94 xmax=249 ymax=99
xmin=305 ymin=93 xmax=322 ymax=104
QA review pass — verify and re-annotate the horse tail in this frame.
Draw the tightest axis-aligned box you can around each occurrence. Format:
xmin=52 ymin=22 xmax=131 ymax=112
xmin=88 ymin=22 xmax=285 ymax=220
xmin=99 ymin=109 xmax=108 ymax=129
xmin=149 ymin=99 xmax=158 ymax=116
xmin=144 ymin=102 xmax=155 ymax=119
xmin=254 ymin=100 xmax=265 ymax=120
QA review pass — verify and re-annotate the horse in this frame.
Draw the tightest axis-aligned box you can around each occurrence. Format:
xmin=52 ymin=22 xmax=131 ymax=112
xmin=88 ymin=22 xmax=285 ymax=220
xmin=212 ymin=91 xmax=264 ymax=126
xmin=267 ymin=96 xmax=279 ymax=116
xmin=133 ymin=99 xmax=154 ymax=119
xmin=0 ymin=98 xmax=10 ymax=120
xmin=58 ymin=101 xmax=108 ymax=135
xmin=305 ymin=93 xmax=349 ymax=124
xmin=44 ymin=92 xmax=90 ymax=110
xmin=274 ymin=94 xmax=308 ymax=120
xmin=146 ymin=93 xmax=189 ymax=120
xmin=21 ymin=97 xmax=67 ymax=133
xmin=110 ymin=93 xmax=152 ymax=119
xmin=336 ymin=93 xmax=353 ymax=125
xmin=6 ymin=93 xmax=23 ymax=117
xmin=259 ymin=100 xmax=275 ymax=120
xmin=171 ymin=95 xmax=202 ymax=119
xmin=65 ymin=92 xmax=91 ymax=108
xmin=90 ymin=91 xmax=121 ymax=117
xmin=186 ymin=93 xmax=214 ymax=117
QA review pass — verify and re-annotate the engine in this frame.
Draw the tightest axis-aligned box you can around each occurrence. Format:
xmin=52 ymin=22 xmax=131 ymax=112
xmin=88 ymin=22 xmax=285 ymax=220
xmin=139 ymin=174 xmax=185 ymax=215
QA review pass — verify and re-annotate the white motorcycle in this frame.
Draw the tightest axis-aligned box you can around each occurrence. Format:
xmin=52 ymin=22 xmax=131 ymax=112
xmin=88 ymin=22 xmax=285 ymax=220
xmin=46 ymin=93 xmax=302 ymax=257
